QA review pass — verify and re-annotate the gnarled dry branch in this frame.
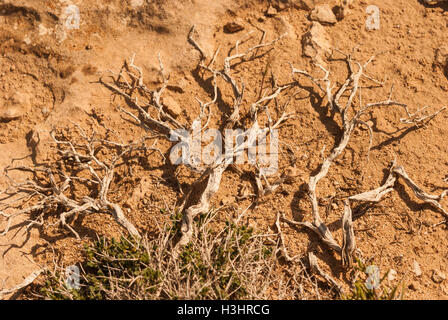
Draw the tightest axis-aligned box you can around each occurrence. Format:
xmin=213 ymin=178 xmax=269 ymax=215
xmin=0 ymin=126 xmax=162 ymax=240
xmin=286 ymin=49 xmax=446 ymax=268
xmin=100 ymin=28 xmax=293 ymax=247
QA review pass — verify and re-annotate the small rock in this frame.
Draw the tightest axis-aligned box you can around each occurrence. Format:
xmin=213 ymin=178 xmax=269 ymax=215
xmin=168 ymin=77 xmax=190 ymax=94
xmin=408 ymin=281 xmax=419 ymax=291
xmin=223 ymin=21 xmax=244 ymax=34
xmin=85 ymin=44 xmax=93 ymax=50
xmin=42 ymin=107 xmax=49 ymax=117
xmin=388 ymin=269 xmax=397 ymax=281
xmin=333 ymin=6 xmax=344 ymax=21
xmin=413 ymin=260 xmax=422 ymax=277
xmin=434 ymin=46 xmax=448 ymax=71
xmin=162 ymin=96 xmax=182 ymax=118
xmin=24 ymin=35 xmax=31 ymax=45
xmin=265 ymin=5 xmax=278 ymax=17
xmin=130 ymin=0 xmax=144 ymax=7
xmin=432 ymin=270 xmax=446 ymax=283
xmin=393 ymin=254 xmax=404 ymax=264
xmin=335 ymin=0 xmax=354 ymax=20
xmin=309 ymin=4 xmax=337 ymax=25
xmin=331 ymin=202 xmax=338 ymax=210
xmin=0 ymin=92 xmax=31 ymax=121
xmin=302 ymin=22 xmax=333 ymax=67
xmin=442 ymin=284 xmax=448 ymax=295
xmin=272 ymin=16 xmax=296 ymax=39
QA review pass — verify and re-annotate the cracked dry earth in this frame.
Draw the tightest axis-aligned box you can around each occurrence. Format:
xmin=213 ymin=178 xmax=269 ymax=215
xmin=1 ymin=0 xmax=448 ymax=299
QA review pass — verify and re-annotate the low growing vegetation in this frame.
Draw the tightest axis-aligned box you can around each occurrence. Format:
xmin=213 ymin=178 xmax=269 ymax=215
xmin=36 ymin=210 xmax=296 ymax=299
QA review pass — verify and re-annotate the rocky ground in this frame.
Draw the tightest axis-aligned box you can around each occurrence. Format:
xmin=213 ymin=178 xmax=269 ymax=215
xmin=0 ymin=0 xmax=448 ymax=299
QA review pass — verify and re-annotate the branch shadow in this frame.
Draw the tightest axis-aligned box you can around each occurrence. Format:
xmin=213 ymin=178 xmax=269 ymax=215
xmin=371 ymin=125 xmax=420 ymax=151
xmin=394 ymin=181 xmax=435 ymax=213
xmin=289 ymin=182 xmax=309 ymax=222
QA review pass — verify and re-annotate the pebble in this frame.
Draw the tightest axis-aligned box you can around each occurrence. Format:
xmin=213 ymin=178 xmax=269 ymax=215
xmin=223 ymin=21 xmax=244 ymax=34
xmin=388 ymin=269 xmax=397 ymax=281
xmin=265 ymin=5 xmax=278 ymax=17
xmin=432 ymin=270 xmax=446 ymax=284
xmin=0 ymin=91 xmax=31 ymax=121
xmin=298 ymin=0 xmax=316 ymax=10
xmin=162 ymin=96 xmax=182 ymax=118
xmin=309 ymin=4 xmax=337 ymax=25
xmin=434 ymin=46 xmax=448 ymax=70
xmin=413 ymin=260 xmax=422 ymax=277
xmin=302 ymin=22 xmax=332 ymax=67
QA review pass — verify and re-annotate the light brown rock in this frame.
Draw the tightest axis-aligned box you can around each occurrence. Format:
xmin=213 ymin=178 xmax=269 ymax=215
xmin=434 ymin=46 xmax=448 ymax=71
xmin=310 ymin=4 xmax=337 ymax=25
xmin=408 ymin=281 xmax=419 ymax=291
xmin=0 ymin=92 xmax=31 ymax=121
xmin=413 ymin=260 xmax=422 ymax=277
xmin=266 ymin=5 xmax=278 ymax=17
xmin=162 ymin=96 xmax=182 ymax=118
xmin=388 ymin=269 xmax=397 ymax=281
xmin=432 ymin=270 xmax=446 ymax=283
xmin=302 ymin=22 xmax=332 ymax=66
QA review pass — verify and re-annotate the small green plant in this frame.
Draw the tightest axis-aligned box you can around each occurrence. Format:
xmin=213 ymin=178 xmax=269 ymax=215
xmin=342 ymin=258 xmax=404 ymax=300
xmin=40 ymin=236 xmax=162 ymax=300
xmin=36 ymin=209 xmax=285 ymax=300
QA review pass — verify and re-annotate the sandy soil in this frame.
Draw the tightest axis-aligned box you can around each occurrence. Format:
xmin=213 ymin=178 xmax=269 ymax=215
xmin=1 ymin=0 xmax=448 ymax=299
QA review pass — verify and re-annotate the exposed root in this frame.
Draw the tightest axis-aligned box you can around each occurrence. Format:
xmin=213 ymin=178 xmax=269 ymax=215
xmin=308 ymin=252 xmax=345 ymax=296
xmin=392 ymin=165 xmax=448 ymax=217
xmin=275 ymin=212 xmax=300 ymax=262
xmin=341 ymin=200 xmax=355 ymax=267
xmin=348 ymin=162 xmax=397 ymax=202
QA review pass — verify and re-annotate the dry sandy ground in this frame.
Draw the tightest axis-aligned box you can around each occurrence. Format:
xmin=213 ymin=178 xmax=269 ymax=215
xmin=1 ymin=0 xmax=448 ymax=299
